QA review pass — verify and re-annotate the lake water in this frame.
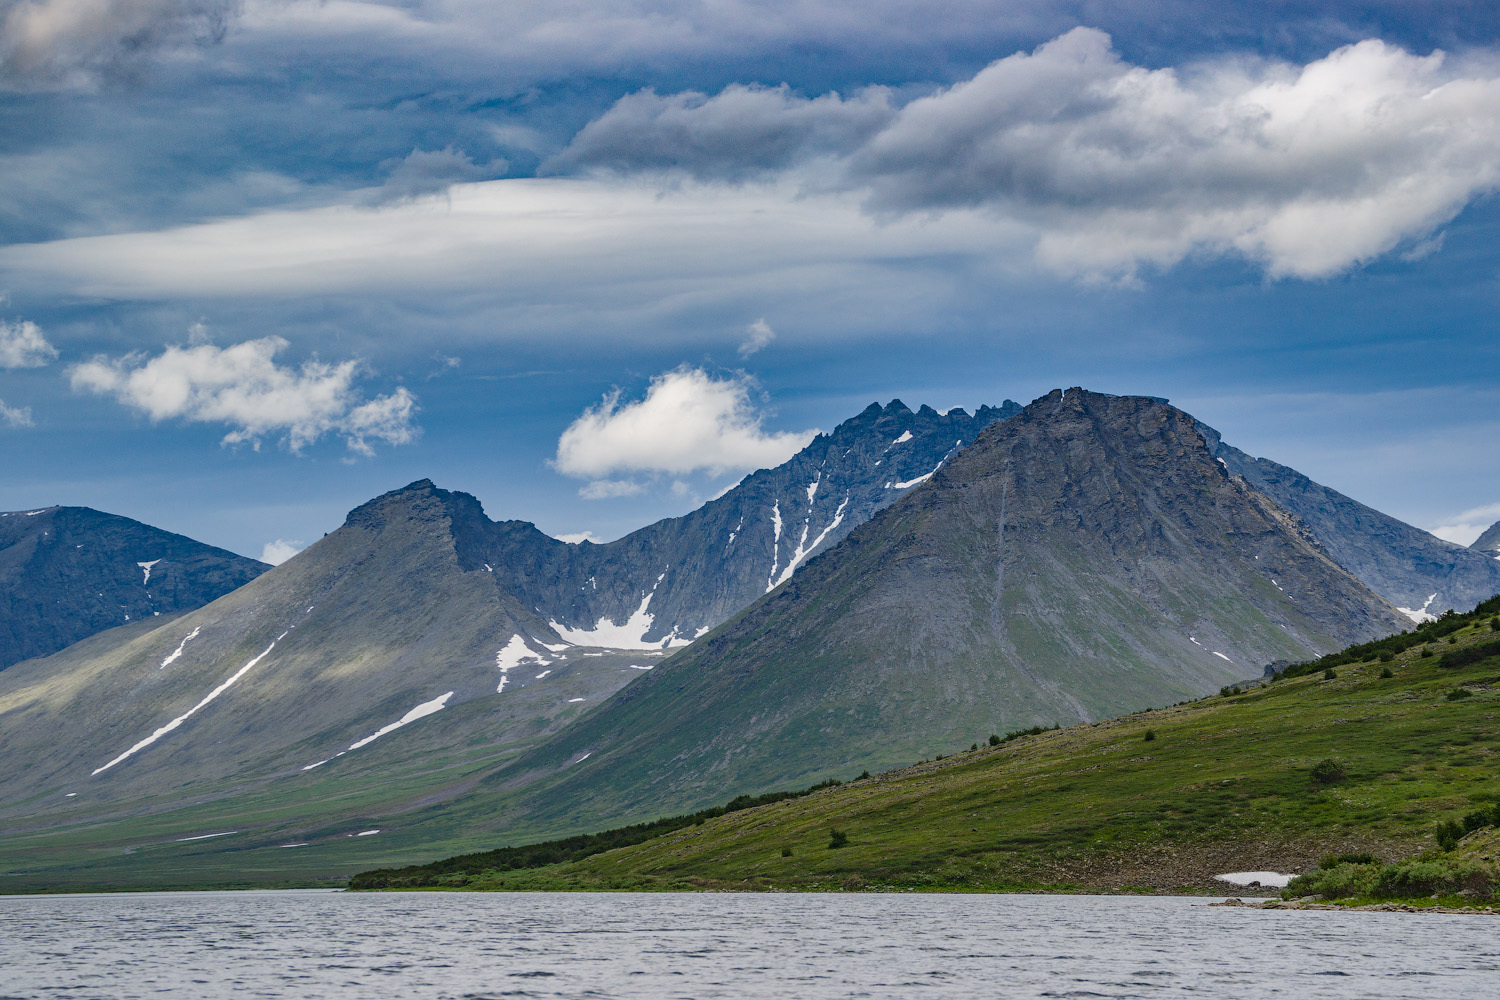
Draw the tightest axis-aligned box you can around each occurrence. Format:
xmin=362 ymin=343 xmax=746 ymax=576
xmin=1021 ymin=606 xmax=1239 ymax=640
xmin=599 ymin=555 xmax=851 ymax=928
xmin=1 ymin=890 xmax=1495 ymax=999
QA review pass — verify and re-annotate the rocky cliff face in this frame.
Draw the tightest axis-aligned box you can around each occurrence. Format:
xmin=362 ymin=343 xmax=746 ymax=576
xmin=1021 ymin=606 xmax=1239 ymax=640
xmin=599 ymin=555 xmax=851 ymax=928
xmin=469 ymin=399 xmax=1020 ymax=648
xmin=1472 ymin=521 xmax=1500 ymax=556
xmin=1197 ymin=429 xmax=1500 ymax=619
xmin=485 ymin=390 xmax=1411 ymax=831
xmin=0 ymin=507 xmax=268 ymax=671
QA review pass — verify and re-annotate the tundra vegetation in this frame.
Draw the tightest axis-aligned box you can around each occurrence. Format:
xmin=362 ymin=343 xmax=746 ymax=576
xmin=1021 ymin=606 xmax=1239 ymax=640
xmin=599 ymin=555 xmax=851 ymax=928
xmin=352 ymin=596 xmax=1500 ymax=895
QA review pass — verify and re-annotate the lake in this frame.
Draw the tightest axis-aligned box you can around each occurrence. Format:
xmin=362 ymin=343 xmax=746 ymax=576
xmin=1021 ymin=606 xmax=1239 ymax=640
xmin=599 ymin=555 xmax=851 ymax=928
xmin=1 ymin=890 xmax=1495 ymax=998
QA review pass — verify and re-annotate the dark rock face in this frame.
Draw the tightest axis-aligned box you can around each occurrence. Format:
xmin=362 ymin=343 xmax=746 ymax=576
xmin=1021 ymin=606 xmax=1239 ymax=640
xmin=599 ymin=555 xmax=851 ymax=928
xmin=0 ymin=507 xmax=268 ymax=670
xmin=492 ymin=390 xmax=1410 ymax=828
xmin=427 ymin=399 xmax=1020 ymax=648
xmin=1472 ymin=521 xmax=1500 ymax=555
xmin=1197 ymin=428 xmax=1500 ymax=617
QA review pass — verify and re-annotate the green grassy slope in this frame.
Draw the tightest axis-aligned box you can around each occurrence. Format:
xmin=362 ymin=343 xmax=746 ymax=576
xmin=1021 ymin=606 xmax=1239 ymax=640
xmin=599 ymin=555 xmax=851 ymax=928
xmin=367 ymin=603 xmax=1500 ymax=893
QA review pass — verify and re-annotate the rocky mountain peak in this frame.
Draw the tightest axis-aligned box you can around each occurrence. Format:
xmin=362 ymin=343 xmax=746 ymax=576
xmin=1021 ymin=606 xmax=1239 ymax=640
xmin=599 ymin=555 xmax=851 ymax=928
xmin=1472 ymin=521 xmax=1500 ymax=554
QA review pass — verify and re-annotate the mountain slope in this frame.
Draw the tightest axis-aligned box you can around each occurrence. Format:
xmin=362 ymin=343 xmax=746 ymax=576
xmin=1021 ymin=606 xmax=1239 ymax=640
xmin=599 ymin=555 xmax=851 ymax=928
xmin=1473 ymin=520 xmax=1500 ymax=555
xmin=0 ymin=482 xmax=655 ymax=833
xmin=0 ymin=506 xmax=267 ymax=671
xmin=393 ymin=602 xmax=1500 ymax=895
xmin=1197 ymin=429 xmax=1500 ymax=618
xmin=489 ymin=390 xmax=1410 ymax=832
xmin=479 ymin=400 xmax=1019 ymax=648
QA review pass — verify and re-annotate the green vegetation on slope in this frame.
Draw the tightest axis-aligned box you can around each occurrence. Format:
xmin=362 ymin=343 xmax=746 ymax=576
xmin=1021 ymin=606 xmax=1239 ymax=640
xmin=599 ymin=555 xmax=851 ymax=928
xmin=354 ymin=597 xmax=1500 ymax=893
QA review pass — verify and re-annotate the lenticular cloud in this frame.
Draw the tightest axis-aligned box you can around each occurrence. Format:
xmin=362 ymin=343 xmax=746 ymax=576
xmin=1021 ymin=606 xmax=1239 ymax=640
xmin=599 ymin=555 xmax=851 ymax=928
xmin=556 ymin=28 xmax=1500 ymax=280
xmin=68 ymin=335 xmax=418 ymax=455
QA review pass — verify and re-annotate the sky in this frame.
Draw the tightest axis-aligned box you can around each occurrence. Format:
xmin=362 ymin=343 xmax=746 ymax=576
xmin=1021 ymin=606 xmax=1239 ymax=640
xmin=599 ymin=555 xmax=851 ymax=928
xmin=0 ymin=0 xmax=1497 ymax=562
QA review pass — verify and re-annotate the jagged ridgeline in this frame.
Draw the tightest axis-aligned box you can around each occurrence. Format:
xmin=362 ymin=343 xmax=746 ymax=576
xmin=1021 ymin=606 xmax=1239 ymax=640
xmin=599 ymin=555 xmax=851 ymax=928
xmin=0 ymin=507 xmax=267 ymax=670
xmin=471 ymin=390 xmax=1410 ymax=837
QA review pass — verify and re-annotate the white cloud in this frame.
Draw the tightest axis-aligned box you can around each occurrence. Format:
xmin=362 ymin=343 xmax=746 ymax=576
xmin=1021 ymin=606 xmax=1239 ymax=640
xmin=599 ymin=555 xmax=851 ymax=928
xmin=259 ymin=538 xmax=303 ymax=564
xmin=556 ymin=29 xmax=1500 ymax=280
xmin=0 ymin=0 xmax=236 ymax=91
xmin=67 ymin=335 xmax=419 ymax=455
xmin=552 ymin=529 xmax=596 ymax=544
xmin=577 ymin=479 xmax=643 ymax=500
xmin=0 ymin=397 xmax=33 ymax=427
xmin=555 ymin=367 xmax=817 ymax=481
xmin=738 ymin=318 xmax=776 ymax=357
xmin=0 ymin=318 xmax=57 ymax=367
xmin=1429 ymin=503 xmax=1500 ymax=546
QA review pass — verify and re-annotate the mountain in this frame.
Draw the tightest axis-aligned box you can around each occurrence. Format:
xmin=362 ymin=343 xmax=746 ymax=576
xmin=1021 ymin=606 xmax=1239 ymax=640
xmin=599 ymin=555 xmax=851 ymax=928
xmin=481 ymin=390 xmax=1411 ymax=832
xmin=0 ymin=506 xmax=267 ymax=671
xmin=479 ymin=399 xmax=1019 ymax=648
xmin=1473 ymin=521 xmax=1500 ymax=556
xmin=0 ymin=402 xmax=1019 ymax=889
xmin=1196 ymin=430 xmax=1500 ymax=619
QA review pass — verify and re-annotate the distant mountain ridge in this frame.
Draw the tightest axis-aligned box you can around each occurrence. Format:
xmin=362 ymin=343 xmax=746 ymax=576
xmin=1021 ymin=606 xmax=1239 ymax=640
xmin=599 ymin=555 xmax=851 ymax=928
xmin=1473 ymin=521 xmax=1500 ymax=555
xmin=0 ymin=507 xmax=268 ymax=671
xmin=1196 ymin=428 xmax=1500 ymax=619
xmin=474 ymin=399 xmax=1020 ymax=648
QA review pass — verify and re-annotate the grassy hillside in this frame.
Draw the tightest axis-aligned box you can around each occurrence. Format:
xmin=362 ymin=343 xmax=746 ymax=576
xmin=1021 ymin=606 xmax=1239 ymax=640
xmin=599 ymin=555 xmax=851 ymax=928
xmin=356 ymin=598 xmax=1500 ymax=893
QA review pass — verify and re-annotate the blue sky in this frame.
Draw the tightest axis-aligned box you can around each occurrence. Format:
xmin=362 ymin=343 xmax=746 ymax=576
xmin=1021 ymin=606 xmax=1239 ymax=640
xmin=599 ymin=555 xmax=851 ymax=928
xmin=0 ymin=1 xmax=1497 ymax=561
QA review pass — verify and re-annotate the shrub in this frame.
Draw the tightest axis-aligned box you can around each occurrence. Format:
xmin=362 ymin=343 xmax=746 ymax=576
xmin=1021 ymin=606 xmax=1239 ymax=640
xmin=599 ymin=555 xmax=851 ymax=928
xmin=1422 ymin=647 xmax=1436 ymax=657
xmin=781 ymin=846 xmax=794 ymax=858
xmin=1463 ymin=808 xmax=1496 ymax=833
xmin=1491 ymin=618 xmax=1499 ymax=632
xmin=1379 ymin=650 xmax=1396 ymax=663
xmin=1143 ymin=729 xmax=1156 ymax=742
xmin=1447 ymin=688 xmax=1474 ymax=701
xmin=1336 ymin=852 xmax=1376 ymax=865
xmin=970 ymin=743 xmax=978 ymax=751
xmin=828 ymin=829 xmax=849 ymax=850
xmin=988 ymin=734 xmax=1001 ymax=746
xmin=1310 ymin=759 xmax=1346 ymax=784
xmin=1379 ymin=666 xmax=1394 ymax=678
xmin=1436 ymin=819 xmax=1465 ymax=851
xmin=856 ymin=770 xmax=871 ymax=780
xmin=1440 ymin=639 xmax=1500 ymax=670
xmin=1322 ymin=668 xmax=1337 ymax=680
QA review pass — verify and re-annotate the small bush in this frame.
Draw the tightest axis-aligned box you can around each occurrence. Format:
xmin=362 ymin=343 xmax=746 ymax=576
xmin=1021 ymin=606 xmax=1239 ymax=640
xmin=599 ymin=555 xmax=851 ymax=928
xmin=828 ymin=829 xmax=849 ymax=850
xmin=1463 ymin=808 xmax=1496 ymax=834
xmin=1422 ymin=647 xmax=1435 ymax=657
xmin=781 ymin=846 xmax=793 ymax=857
xmin=1490 ymin=618 xmax=1499 ymax=632
xmin=970 ymin=743 xmax=978 ymax=751
xmin=988 ymin=734 xmax=1001 ymax=746
xmin=1143 ymin=729 xmax=1156 ymax=742
xmin=1379 ymin=666 xmax=1394 ymax=678
xmin=1323 ymin=668 xmax=1338 ymax=680
xmin=1447 ymin=688 xmax=1474 ymax=701
xmin=1310 ymin=758 xmax=1346 ymax=784
xmin=1336 ymin=852 xmax=1377 ymax=865
xmin=1378 ymin=650 xmax=1396 ymax=663
xmin=1436 ymin=819 xmax=1465 ymax=851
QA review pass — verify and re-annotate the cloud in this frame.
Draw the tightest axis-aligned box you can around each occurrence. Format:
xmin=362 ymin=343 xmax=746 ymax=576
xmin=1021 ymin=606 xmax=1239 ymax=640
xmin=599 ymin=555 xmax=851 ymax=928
xmin=554 ymin=29 xmax=1500 ymax=280
xmin=555 ymin=367 xmax=817 ymax=481
xmin=552 ymin=529 xmax=596 ymax=543
xmin=259 ymin=537 xmax=302 ymax=564
xmin=0 ymin=318 xmax=57 ymax=367
xmin=1429 ymin=502 xmax=1500 ymax=546
xmin=0 ymin=0 xmax=237 ymax=91
xmin=67 ymin=334 xmax=419 ymax=455
xmin=578 ymin=479 xmax=644 ymax=500
xmin=738 ymin=318 xmax=775 ymax=357
xmin=546 ymin=83 xmax=895 ymax=179
xmin=0 ymin=397 xmax=33 ymax=427
xmin=370 ymin=146 xmax=506 ymax=205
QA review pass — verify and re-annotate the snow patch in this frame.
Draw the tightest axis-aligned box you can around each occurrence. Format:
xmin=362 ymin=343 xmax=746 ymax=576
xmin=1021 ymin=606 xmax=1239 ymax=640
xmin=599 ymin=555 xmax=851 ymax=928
xmin=495 ymin=635 xmax=552 ymax=691
xmin=573 ymin=752 xmax=592 ymax=763
xmin=549 ymin=573 xmax=693 ymax=650
xmin=136 ymin=559 xmax=161 ymax=585
xmin=535 ymin=669 xmax=552 ymax=679
xmin=92 ymin=631 xmax=288 ymax=776
xmin=806 ymin=472 xmax=821 ymax=505
xmin=1397 ymin=593 xmax=1440 ymax=624
xmin=175 ymin=831 xmax=236 ymax=842
xmin=568 ymin=697 xmax=586 ymax=703
xmin=1212 ymin=651 xmax=1232 ymax=662
xmin=771 ymin=494 xmax=850 ymax=589
xmin=1215 ymin=871 xmax=1294 ymax=889
xmin=356 ymin=829 xmax=380 ymax=837
xmin=891 ymin=430 xmax=912 ymax=445
xmin=278 ymin=843 xmax=309 ymax=848
xmin=1189 ymin=636 xmax=1202 ymax=646
xmin=347 ymin=691 xmax=453 ymax=751
xmin=628 ymin=664 xmax=653 ymax=670
xmin=159 ymin=627 xmax=201 ymax=669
